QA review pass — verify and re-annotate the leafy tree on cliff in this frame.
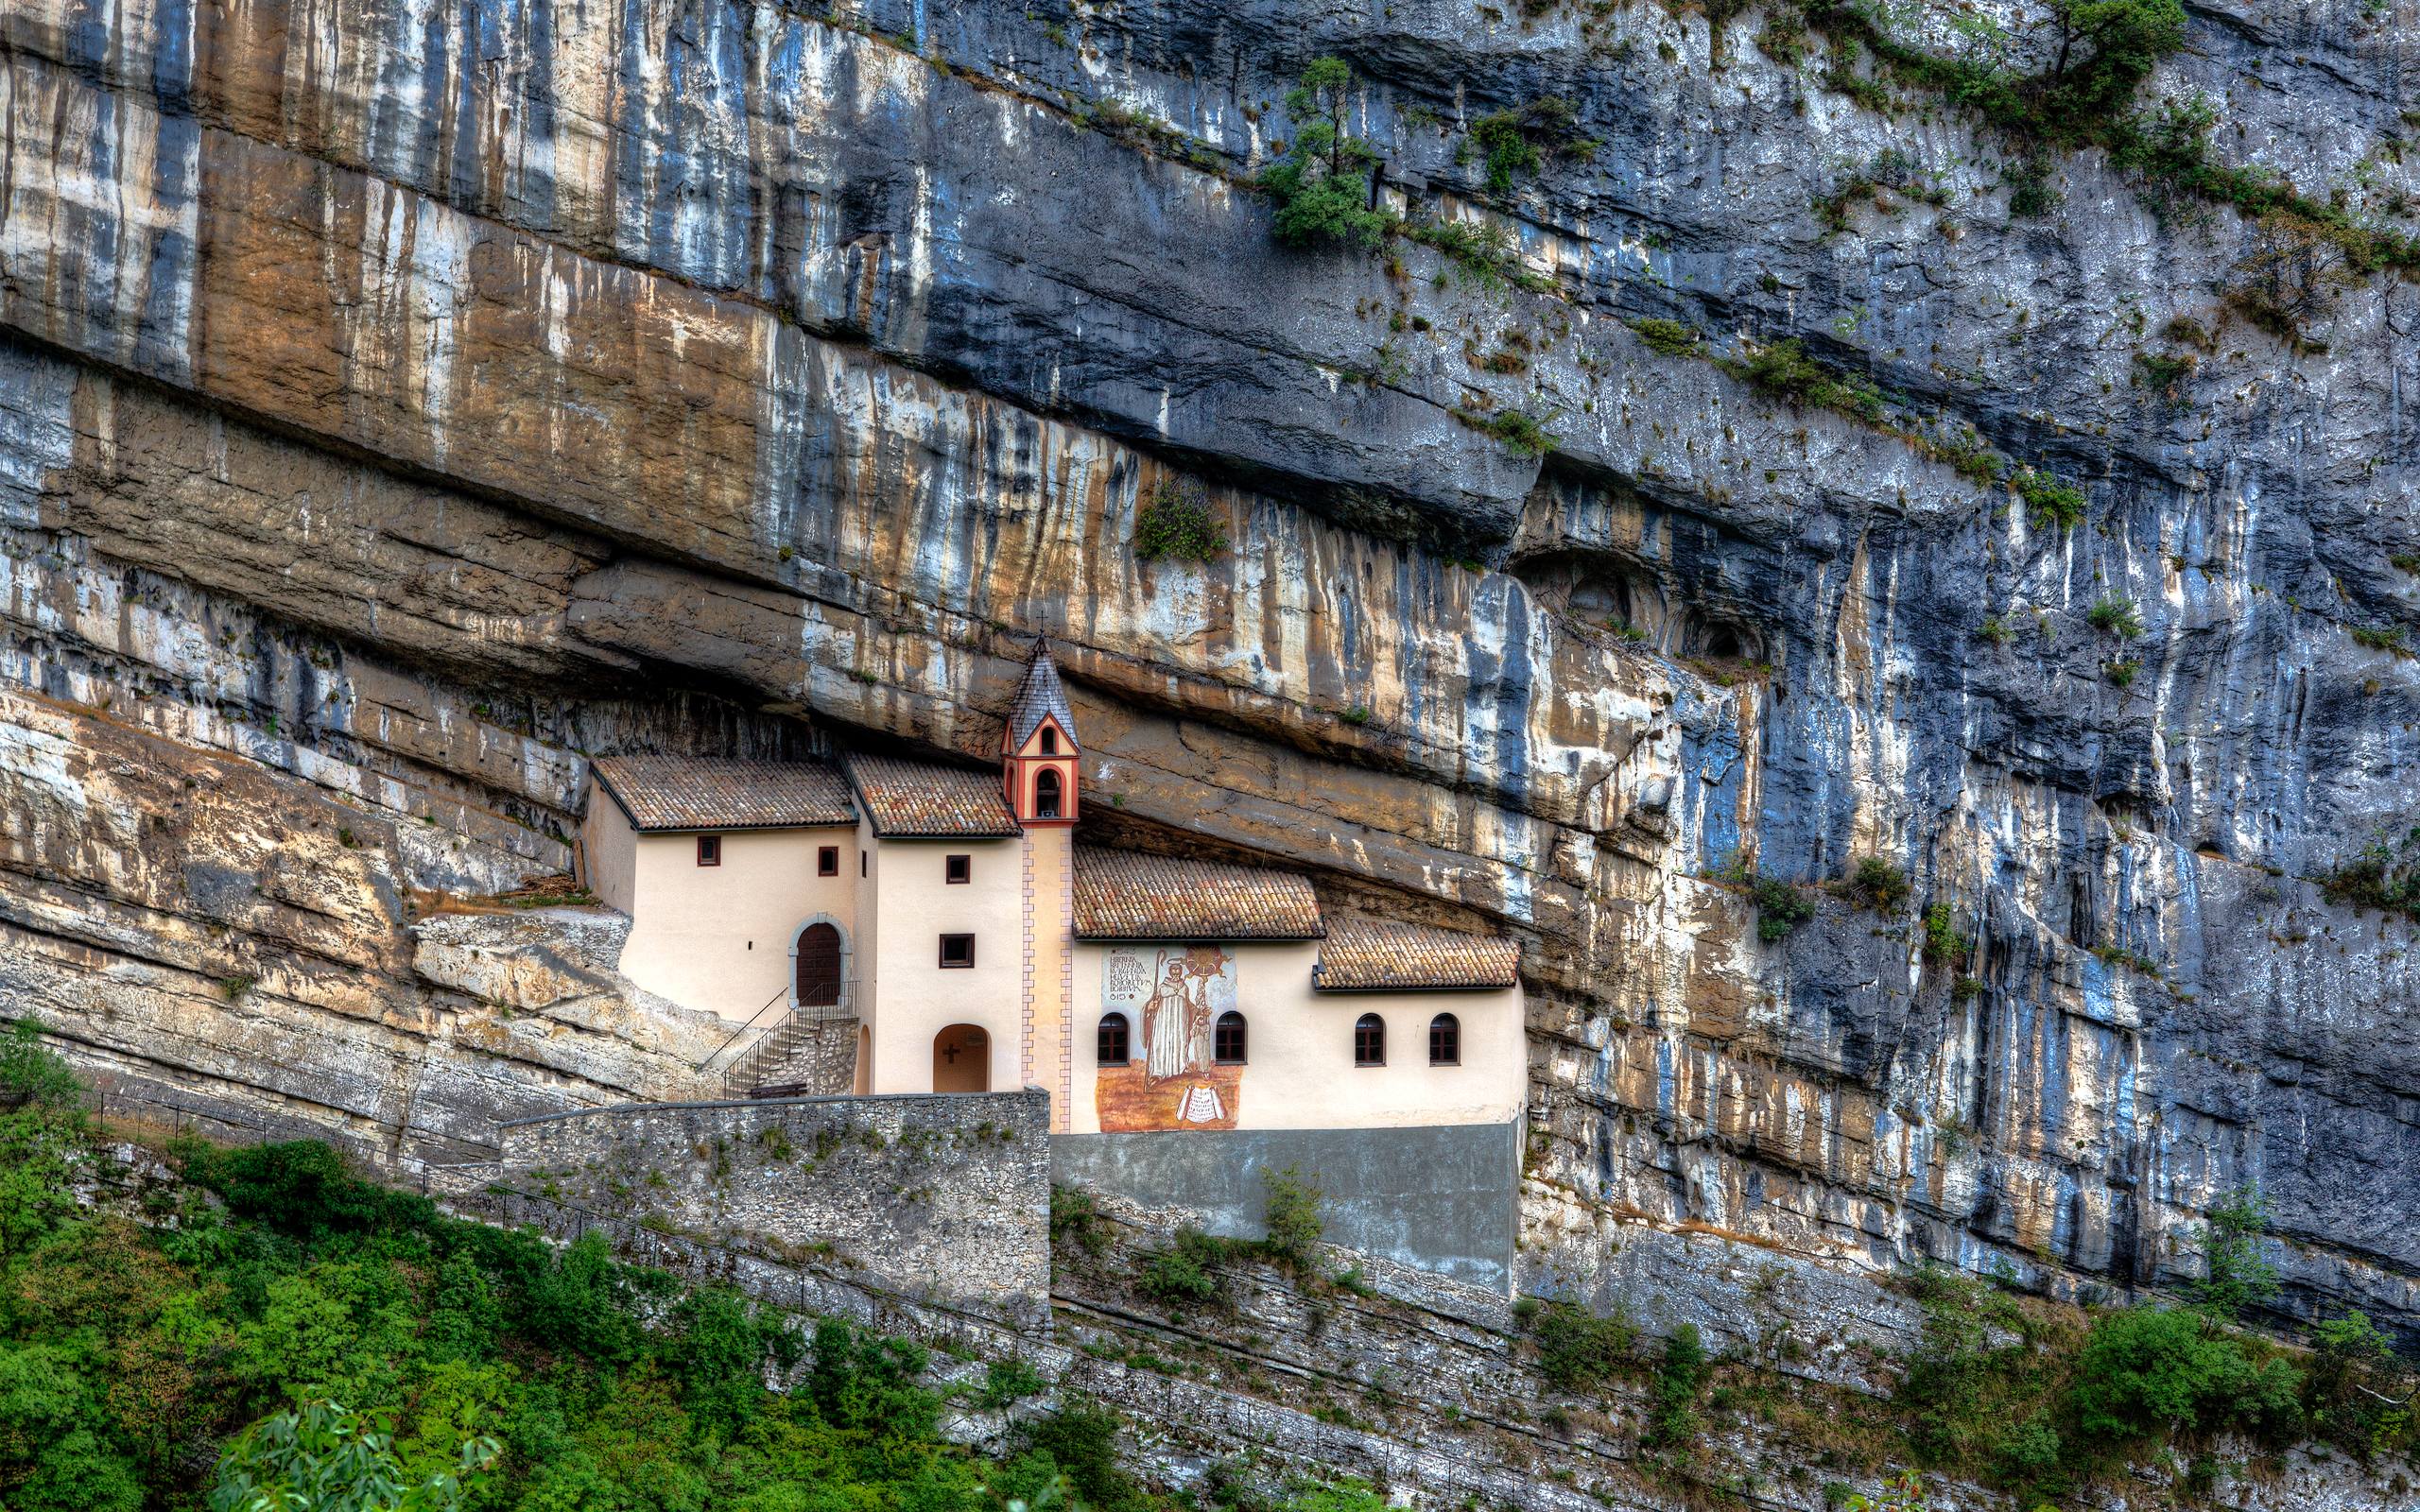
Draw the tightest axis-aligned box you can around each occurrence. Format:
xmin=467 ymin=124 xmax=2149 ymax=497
xmin=1261 ymin=59 xmax=1391 ymax=251
xmin=2032 ymin=0 xmax=2187 ymax=131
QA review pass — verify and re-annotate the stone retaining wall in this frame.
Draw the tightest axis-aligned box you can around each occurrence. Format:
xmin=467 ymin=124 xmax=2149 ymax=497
xmin=1054 ymin=1121 xmax=1522 ymax=1291
xmin=494 ymin=1089 xmax=1050 ymax=1327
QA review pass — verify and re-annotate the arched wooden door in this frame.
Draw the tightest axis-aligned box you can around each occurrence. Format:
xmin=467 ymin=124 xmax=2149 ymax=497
xmin=795 ymin=922 xmax=841 ymax=1008
xmin=933 ymin=1024 xmax=989 ymax=1092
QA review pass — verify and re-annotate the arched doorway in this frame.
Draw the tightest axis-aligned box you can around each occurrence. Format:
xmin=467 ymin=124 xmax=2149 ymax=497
xmin=933 ymin=1023 xmax=990 ymax=1092
xmin=793 ymin=920 xmax=843 ymax=1009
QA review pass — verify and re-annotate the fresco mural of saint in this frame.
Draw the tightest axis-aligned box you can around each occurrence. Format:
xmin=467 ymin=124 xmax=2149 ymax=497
xmin=1097 ymin=943 xmax=1239 ymax=1130
xmin=1142 ymin=946 xmax=1226 ymax=1079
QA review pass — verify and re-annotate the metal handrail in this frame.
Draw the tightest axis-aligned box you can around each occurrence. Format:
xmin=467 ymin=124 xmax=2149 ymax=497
xmin=695 ymin=985 xmax=793 ymax=1074
xmin=694 ymin=980 xmax=859 ymax=1077
xmin=724 ymin=987 xmax=860 ymax=1094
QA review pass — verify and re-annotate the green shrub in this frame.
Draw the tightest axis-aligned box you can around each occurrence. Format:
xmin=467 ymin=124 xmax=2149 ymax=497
xmin=0 ymin=1021 xmax=83 ymax=1110
xmin=1716 ymin=855 xmax=1820 ymax=941
xmin=1843 ymin=1470 xmax=1932 ymax=1512
xmin=1469 ymin=111 xmax=1540 ymax=194
xmin=1455 ymin=404 xmax=1560 ymax=457
xmin=4 ymin=1130 xmax=1062 ymax=1512
xmin=1465 ymin=97 xmax=1585 ymax=195
xmin=2105 ymin=657 xmax=2141 ymax=687
xmin=1133 ymin=478 xmax=1228 ymax=562
xmin=1137 ymin=1227 xmax=1236 ymax=1311
xmin=1259 ymin=1166 xmax=1323 ymax=1270
xmin=1729 ymin=338 xmax=1887 ymax=423
xmin=1050 ymin=1183 xmax=1113 ymax=1258
xmin=2351 ymin=623 xmax=2408 ymax=655
xmin=2308 ymin=1311 xmax=2413 ymax=1454
xmin=2014 ymin=468 xmax=2087 ymax=529
xmin=2069 ymin=1307 xmax=2301 ymax=1444
xmin=977 ymin=1356 xmax=1048 ymax=1409
xmin=1848 ymin=856 xmax=1911 ymax=912
xmin=1279 ymin=1479 xmax=1394 ymax=1512
xmin=1405 ymin=216 xmax=1525 ymax=287
xmin=176 ymin=1140 xmax=440 ymax=1244
xmin=1631 ymin=318 xmax=1701 ymax=357
xmin=210 ymin=1400 xmax=497 ymax=1512
xmin=1024 ymin=1403 xmax=1151 ymax=1512
xmin=1646 ymin=1323 xmax=1709 ymax=1447
xmin=2084 ymin=596 xmax=2143 ymax=638
xmin=2324 ymin=833 xmax=2420 ymax=921
xmin=1756 ymin=877 xmax=1817 ymax=939
xmin=2193 ymin=1187 xmax=2277 ymax=1320
xmin=1527 ymin=1298 xmax=1634 ymax=1394
xmin=1920 ymin=904 xmax=1968 ymax=963
xmin=2132 ymin=351 xmax=2197 ymax=394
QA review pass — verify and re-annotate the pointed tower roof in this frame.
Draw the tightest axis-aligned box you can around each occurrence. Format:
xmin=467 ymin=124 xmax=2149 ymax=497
xmin=1003 ymin=641 xmax=1079 ymax=752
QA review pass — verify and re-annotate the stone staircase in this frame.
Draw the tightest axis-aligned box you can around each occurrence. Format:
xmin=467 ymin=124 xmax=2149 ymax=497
xmin=698 ymin=983 xmax=860 ymax=1099
xmin=728 ymin=1012 xmax=857 ymax=1098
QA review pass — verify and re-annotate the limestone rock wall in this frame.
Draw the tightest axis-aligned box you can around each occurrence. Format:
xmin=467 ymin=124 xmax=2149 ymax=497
xmin=1 ymin=0 xmax=2417 ymax=1371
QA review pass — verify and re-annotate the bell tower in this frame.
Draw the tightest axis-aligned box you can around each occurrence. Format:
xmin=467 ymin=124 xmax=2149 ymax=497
xmin=1006 ymin=641 xmax=1081 ymax=1130
xmin=1002 ymin=641 xmax=1079 ymax=826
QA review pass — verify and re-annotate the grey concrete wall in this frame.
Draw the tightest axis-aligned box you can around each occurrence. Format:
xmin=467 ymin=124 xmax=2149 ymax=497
xmin=495 ymin=1090 xmax=1049 ymax=1327
xmin=1052 ymin=1121 xmax=1520 ymax=1291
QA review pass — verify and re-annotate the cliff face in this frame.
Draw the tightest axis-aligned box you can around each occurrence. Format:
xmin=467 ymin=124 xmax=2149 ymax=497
xmin=3 ymin=0 xmax=2417 ymax=1360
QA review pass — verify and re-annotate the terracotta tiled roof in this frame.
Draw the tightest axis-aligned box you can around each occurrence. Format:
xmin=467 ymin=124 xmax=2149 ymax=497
xmin=1313 ymin=919 xmax=1522 ymax=991
xmin=1005 ymin=643 xmax=1079 ymax=751
xmin=843 ymin=753 xmax=1023 ymax=838
xmin=1072 ymin=847 xmax=1325 ymax=940
xmin=590 ymin=756 xmax=856 ymax=832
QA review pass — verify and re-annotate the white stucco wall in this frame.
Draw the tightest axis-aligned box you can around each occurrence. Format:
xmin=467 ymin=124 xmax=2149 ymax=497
xmin=615 ymin=822 xmax=861 ymax=1023
xmin=860 ymin=833 xmax=1025 ymax=1093
xmin=1064 ymin=939 xmax=1525 ymax=1134
xmin=579 ymin=786 xmax=638 ymax=915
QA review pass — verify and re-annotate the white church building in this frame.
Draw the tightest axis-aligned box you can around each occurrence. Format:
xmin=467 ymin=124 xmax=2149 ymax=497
xmin=576 ymin=644 xmax=1527 ymax=1141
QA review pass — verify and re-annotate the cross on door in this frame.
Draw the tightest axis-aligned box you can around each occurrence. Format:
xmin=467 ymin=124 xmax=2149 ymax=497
xmin=942 ymin=1044 xmax=960 ymax=1064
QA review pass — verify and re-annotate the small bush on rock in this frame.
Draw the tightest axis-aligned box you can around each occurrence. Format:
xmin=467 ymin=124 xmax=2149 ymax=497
xmin=2085 ymin=595 xmax=2143 ymax=638
xmin=1136 ymin=1227 xmax=1236 ymax=1311
xmin=1847 ymin=856 xmax=1911 ymax=912
xmin=2014 ymin=468 xmax=2087 ymax=529
xmin=1647 ymin=1323 xmax=1710 ymax=1447
xmin=1259 ymin=1165 xmax=1323 ymax=1270
xmin=1133 ymin=478 xmax=1228 ymax=562
xmin=1527 ymin=1297 xmax=1635 ymax=1395
xmin=1632 ymin=318 xmax=1701 ymax=357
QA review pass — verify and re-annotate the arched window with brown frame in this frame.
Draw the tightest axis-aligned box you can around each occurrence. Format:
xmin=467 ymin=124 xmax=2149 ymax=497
xmin=1098 ymin=1012 xmax=1131 ymax=1065
xmin=1353 ymin=1013 xmax=1386 ymax=1067
xmin=1428 ymin=1012 xmax=1461 ymax=1066
xmin=1214 ymin=1011 xmax=1248 ymax=1065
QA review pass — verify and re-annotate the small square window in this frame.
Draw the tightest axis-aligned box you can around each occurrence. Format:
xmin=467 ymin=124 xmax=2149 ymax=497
xmin=818 ymin=845 xmax=839 ymax=877
xmin=945 ymin=854 xmax=971 ymax=885
xmin=939 ymin=933 xmax=976 ymax=969
xmin=697 ymin=834 xmax=721 ymax=867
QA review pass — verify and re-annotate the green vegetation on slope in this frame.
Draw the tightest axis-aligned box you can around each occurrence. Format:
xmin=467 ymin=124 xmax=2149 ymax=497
xmin=1512 ymin=1213 xmax=2416 ymax=1505
xmin=0 ymin=1022 xmax=1135 ymax=1512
